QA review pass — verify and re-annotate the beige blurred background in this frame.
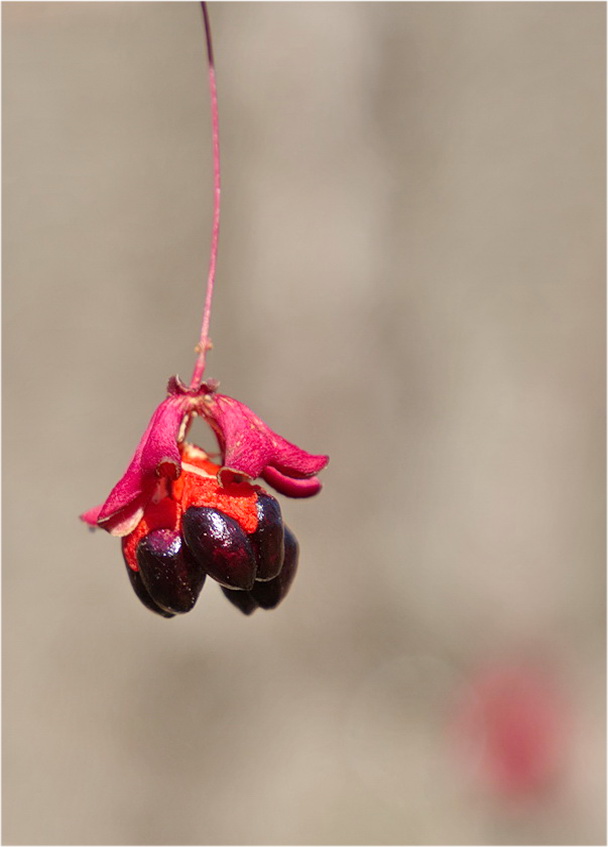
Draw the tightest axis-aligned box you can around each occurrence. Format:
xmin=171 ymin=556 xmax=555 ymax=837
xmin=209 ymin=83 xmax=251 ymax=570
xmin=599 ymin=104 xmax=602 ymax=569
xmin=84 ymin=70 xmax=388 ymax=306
xmin=2 ymin=2 xmax=605 ymax=844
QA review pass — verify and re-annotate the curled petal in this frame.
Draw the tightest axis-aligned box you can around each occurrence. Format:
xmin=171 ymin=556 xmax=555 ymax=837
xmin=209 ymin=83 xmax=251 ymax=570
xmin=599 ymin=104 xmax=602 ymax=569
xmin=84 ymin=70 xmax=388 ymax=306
xmin=202 ymin=394 xmax=328 ymax=498
xmin=96 ymin=395 xmax=192 ymax=536
xmin=261 ymin=466 xmax=322 ymax=498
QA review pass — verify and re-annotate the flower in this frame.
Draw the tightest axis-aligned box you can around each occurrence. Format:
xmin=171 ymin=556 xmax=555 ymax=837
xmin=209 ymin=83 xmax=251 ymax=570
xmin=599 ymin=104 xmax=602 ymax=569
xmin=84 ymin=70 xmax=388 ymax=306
xmin=81 ymin=5 xmax=328 ymax=618
xmin=82 ymin=377 xmax=328 ymax=536
xmin=452 ymin=664 xmax=566 ymax=801
xmin=81 ymin=378 xmax=328 ymax=617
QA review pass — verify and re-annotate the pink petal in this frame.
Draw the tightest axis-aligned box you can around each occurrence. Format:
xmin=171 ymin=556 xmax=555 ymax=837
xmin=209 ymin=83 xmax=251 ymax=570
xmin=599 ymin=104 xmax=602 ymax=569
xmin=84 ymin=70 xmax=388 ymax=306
xmin=261 ymin=467 xmax=323 ymax=498
xmin=80 ymin=504 xmax=103 ymax=527
xmin=97 ymin=395 xmax=191 ymax=536
xmin=203 ymin=394 xmax=328 ymax=497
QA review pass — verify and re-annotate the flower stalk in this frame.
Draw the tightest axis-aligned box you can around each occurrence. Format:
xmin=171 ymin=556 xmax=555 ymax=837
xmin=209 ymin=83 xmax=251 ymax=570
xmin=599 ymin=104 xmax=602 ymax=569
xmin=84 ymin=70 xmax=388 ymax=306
xmin=190 ymin=1 xmax=221 ymax=389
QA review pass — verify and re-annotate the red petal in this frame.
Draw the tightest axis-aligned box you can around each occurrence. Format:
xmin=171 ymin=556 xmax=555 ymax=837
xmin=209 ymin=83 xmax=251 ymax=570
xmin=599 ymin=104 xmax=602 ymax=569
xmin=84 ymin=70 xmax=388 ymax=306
xmin=97 ymin=395 xmax=191 ymax=536
xmin=203 ymin=394 xmax=328 ymax=497
xmin=260 ymin=466 xmax=322 ymax=498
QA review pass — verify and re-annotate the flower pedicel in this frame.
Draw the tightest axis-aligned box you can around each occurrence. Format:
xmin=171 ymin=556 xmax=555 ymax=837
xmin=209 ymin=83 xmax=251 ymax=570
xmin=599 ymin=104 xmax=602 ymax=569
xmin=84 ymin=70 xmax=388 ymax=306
xmin=81 ymin=4 xmax=328 ymax=618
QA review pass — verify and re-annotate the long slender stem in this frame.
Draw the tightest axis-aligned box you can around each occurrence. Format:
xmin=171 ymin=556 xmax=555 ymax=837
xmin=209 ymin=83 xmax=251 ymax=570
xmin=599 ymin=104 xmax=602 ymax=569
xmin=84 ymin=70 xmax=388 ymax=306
xmin=189 ymin=1 xmax=221 ymax=390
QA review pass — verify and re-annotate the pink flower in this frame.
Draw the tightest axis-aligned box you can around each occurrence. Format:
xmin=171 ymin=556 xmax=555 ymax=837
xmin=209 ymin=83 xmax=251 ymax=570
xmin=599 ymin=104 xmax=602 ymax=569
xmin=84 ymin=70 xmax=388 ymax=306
xmin=81 ymin=5 xmax=328 ymax=618
xmin=81 ymin=378 xmax=328 ymax=537
xmin=452 ymin=663 xmax=566 ymax=801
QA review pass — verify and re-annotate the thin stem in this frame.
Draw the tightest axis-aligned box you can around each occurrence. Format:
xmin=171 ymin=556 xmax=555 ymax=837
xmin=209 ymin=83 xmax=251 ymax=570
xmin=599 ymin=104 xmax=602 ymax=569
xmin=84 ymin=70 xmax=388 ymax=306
xmin=189 ymin=1 xmax=221 ymax=389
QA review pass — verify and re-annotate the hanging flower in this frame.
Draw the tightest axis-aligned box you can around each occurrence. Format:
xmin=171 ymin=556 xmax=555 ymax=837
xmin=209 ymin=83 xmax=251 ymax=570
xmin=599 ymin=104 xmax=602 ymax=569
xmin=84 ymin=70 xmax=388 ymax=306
xmin=81 ymin=380 xmax=327 ymax=616
xmin=81 ymin=3 xmax=328 ymax=618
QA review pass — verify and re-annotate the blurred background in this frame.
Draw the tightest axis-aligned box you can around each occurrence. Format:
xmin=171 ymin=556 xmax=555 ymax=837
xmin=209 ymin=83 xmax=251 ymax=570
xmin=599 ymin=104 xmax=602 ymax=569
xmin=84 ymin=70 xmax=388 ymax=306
xmin=2 ymin=2 xmax=605 ymax=844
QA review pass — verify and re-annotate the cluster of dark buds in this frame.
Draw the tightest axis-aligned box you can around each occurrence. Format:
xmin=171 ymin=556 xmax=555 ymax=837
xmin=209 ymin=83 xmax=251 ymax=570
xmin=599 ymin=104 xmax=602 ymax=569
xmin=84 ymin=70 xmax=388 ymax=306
xmin=81 ymin=377 xmax=328 ymax=617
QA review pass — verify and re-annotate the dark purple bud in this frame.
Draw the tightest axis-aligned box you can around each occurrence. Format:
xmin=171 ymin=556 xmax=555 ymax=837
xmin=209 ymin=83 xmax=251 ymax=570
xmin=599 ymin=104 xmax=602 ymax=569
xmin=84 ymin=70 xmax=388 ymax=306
xmin=221 ymin=586 xmax=260 ymax=616
xmin=182 ymin=507 xmax=256 ymax=590
xmin=250 ymin=493 xmax=284 ymax=581
xmin=124 ymin=559 xmax=176 ymax=618
xmin=251 ymin=526 xmax=299 ymax=609
xmin=136 ymin=529 xmax=206 ymax=614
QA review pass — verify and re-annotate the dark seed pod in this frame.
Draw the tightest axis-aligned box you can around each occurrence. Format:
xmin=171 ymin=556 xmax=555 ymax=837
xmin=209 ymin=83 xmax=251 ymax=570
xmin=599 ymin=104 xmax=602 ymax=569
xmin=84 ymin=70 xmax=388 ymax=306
xmin=136 ymin=529 xmax=206 ymax=614
xmin=251 ymin=525 xmax=299 ymax=610
xmin=124 ymin=559 xmax=176 ymax=618
xmin=182 ymin=507 xmax=256 ymax=590
xmin=221 ymin=586 xmax=260 ymax=616
xmin=250 ymin=493 xmax=285 ymax=581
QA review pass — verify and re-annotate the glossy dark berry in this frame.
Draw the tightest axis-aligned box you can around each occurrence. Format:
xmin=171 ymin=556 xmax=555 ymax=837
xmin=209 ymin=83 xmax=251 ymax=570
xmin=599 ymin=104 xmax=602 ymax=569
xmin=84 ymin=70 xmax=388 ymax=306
xmin=182 ymin=506 xmax=256 ymax=589
xmin=250 ymin=493 xmax=285 ymax=581
xmin=220 ymin=586 xmax=260 ymax=616
xmin=222 ymin=525 xmax=299 ymax=615
xmin=124 ymin=561 xmax=176 ymax=618
xmin=136 ymin=529 xmax=206 ymax=614
xmin=251 ymin=525 xmax=299 ymax=609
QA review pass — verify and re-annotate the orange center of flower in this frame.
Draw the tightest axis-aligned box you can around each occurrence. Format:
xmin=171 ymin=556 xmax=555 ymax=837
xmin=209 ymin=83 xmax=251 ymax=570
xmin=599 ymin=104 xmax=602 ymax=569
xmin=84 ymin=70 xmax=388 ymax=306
xmin=122 ymin=443 xmax=260 ymax=571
